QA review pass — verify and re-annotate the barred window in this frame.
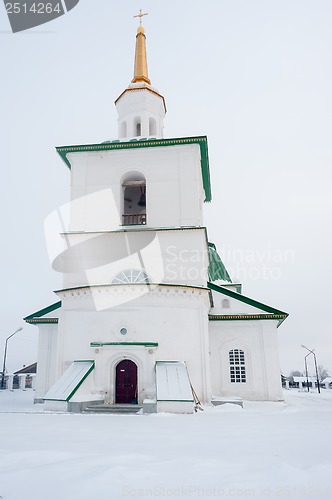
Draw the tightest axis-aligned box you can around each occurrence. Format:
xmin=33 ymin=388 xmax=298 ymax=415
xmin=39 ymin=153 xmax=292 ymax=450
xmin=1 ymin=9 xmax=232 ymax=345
xmin=229 ymin=349 xmax=246 ymax=383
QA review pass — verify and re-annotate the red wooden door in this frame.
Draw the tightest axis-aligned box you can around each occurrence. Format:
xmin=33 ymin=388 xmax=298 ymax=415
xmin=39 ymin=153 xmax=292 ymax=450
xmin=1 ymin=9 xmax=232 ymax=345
xmin=115 ymin=360 xmax=138 ymax=404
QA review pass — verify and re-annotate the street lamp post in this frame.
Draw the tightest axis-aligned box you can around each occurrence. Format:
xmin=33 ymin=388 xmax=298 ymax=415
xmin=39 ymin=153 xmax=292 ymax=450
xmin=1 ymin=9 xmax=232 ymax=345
xmin=1 ymin=327 xmax=23 ymax=390
xmin=301 ymin=344 xmax=321 ymax=394
xmin=304 ymin=352 xmax=310 ymax=392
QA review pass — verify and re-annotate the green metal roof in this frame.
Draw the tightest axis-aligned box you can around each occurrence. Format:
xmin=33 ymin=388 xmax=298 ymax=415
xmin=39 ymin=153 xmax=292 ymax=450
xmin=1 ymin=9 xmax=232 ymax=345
xmin=208 ymin=242 xmax=231 ymax=282
xmin=24 ymin=301 xmax=61 ymax=324
xmin=208 ymin=282 xmax=288 ymax=327
xmin=56 ymin=135 xmax=212 ymax=202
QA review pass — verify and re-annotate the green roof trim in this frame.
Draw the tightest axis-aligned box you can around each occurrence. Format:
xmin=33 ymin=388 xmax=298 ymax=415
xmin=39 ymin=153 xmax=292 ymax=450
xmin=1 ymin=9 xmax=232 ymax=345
xmin=90 ymin=342 xmax=158 ymax=347
xmin=25 ymin=318 xmax=58 ymax=325
xmin=208 ymin=242 xmax=231 ymax=282
xmin=24 ymin=301 xmax=61 ymax=324
xmin=156 ymin=360 xmax=183 ymax=364
xmin=44 ymin=360 xmax=95 ymax=402
xmin=209 ymin=314 xmax=287 ymax=322
xmin=56 ymin=135 xmax=212 ymax=202
xmin=208 ymin=282 xmax=288 ymax=327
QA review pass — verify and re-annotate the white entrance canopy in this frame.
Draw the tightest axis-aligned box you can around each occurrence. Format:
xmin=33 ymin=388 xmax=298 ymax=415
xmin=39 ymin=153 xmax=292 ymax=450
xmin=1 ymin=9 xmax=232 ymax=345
xmin=156 ymin=361 xmax=194 ymax=402
xmin=43 ymin=361 xmax=94 ymax=402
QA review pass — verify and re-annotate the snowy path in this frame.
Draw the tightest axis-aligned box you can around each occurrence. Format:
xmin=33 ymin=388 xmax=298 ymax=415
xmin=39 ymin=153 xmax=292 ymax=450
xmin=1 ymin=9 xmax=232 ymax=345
xmin=0 ymin=390 xmax=331 ymax=500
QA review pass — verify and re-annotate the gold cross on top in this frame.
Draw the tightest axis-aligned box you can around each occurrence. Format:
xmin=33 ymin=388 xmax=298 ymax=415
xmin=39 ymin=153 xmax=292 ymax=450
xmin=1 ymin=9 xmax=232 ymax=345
xmin=133 ymin=9 xmax=148 ymax=27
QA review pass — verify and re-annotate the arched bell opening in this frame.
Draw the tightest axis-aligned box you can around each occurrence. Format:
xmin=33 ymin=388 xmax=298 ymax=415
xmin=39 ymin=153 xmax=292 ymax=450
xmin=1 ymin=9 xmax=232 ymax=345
xmin=115 ymin=359 xmax=138 ymax=404
xmin=122 ymin=173 xmax=146 ymax=226
xmin=120 ymin=121 xmax=127 ymax=138
xmin=134 ymin=117 xmax=142 ymax=137
xmin=149 ymin=117 xmax=157 ymax=136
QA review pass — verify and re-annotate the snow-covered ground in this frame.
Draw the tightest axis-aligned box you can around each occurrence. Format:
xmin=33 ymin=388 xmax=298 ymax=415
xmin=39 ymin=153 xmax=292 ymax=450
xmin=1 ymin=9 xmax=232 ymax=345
xmin=1 ymin=390 xmax=331 ymax=500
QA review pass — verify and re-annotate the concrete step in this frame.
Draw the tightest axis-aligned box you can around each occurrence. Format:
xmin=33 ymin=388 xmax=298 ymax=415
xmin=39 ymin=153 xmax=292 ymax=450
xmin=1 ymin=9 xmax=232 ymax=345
xmin=83 ymin=404 xmax=143 ymax=414
xmin=212 ymin=398 xmax=243 ymax=408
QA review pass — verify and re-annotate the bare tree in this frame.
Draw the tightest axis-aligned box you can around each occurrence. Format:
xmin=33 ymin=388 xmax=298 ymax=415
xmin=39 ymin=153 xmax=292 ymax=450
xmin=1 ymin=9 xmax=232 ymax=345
xmin=318 ymin=365 xmax=329 ymax=380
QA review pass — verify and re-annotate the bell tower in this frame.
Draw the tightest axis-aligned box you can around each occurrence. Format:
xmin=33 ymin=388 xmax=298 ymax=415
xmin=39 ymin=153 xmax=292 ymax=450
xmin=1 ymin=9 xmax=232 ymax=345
xmin=115 ymin=11 xmax=166 ymax=139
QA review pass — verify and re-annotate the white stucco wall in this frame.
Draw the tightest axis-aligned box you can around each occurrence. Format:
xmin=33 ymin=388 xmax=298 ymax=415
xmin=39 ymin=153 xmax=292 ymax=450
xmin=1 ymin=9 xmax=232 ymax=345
xmin=115 ymin=87 xmax=165 ymax=139
xmin=209 ymin=319 xmax=283 ymax=401
xmin=210 ymin=289 xmax=271 ymax=315
xmin=54 ymin=227 xmax=209 ymax=291
xmin=34 ymin=323 xmax=58 ymax=400
xmin=66 ymin=143 xmax=204 ymax=231
xmin=54 ymin=285 xmax=211 ymax=404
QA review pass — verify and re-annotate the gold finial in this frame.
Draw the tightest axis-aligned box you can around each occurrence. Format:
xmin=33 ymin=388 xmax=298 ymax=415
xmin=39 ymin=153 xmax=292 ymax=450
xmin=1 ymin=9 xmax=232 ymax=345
xmin=131 ymin=9 xmax=151 ymax=85
xmin=133 ymin=9 xmax=148 ymax=27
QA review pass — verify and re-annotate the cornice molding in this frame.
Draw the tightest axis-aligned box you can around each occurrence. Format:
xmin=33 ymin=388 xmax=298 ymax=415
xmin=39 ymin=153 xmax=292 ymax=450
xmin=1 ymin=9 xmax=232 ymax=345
xmin=209 ymin=314 xmax=287 ymax=322
xmin=56 ymin=283 xmax=210 ymax=300
xmin=56 ymin=135 xmax=211 ymax=202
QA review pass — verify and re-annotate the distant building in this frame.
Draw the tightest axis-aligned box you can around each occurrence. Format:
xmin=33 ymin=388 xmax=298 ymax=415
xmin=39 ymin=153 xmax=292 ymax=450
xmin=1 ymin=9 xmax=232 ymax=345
xmin=321 ymin=377 xmax=332 ymax=389
xmin=281 ymin=374 xmax=290 ymax=388
xmin=14 ymin=363 xmax=37 ymax=375
xmin=292 ymin=376 xmax=318 ymax=389
xmin=0 ymin=363 xmax=37 ymax=390
xmin=13 ymin=363 xmax=37 ymax=389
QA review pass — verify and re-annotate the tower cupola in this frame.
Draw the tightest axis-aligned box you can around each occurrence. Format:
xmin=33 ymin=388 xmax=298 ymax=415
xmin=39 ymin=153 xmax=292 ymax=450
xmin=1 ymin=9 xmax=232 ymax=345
xmin=115 ymin=12 xmax=166 ymax=139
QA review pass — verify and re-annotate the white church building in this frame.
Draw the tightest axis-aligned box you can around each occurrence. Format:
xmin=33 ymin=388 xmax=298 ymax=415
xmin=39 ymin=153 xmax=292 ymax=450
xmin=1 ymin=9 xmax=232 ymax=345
xmin=24 ymin=18 xmax=288 ymax=413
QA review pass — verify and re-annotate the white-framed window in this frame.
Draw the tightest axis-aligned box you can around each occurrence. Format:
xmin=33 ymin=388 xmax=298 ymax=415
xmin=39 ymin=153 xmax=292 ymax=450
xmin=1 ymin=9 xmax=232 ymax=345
xmin=229 ymin=349 xmax=246 ymax=383
xmin=111 ymin=269 xmax=151 ymax=284
xmin=222 ymin=299 xmax=230 ymax=309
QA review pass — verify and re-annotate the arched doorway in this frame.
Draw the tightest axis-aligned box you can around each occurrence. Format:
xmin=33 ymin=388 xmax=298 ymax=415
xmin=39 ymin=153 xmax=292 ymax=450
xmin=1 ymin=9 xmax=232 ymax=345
xmin=115 ymin=360 xmax=138 ymax=404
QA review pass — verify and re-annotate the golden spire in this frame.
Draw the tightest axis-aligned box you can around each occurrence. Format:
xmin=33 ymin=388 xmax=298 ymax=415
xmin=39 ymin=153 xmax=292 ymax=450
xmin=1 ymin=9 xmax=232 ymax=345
xmin=131 ymin=9 xmax=151 ymax=85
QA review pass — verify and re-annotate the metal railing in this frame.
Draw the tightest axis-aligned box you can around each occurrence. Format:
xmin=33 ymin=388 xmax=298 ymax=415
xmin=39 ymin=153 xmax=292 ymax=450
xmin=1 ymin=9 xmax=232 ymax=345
xmin=122 ymin=213 xmax=146 ymax=225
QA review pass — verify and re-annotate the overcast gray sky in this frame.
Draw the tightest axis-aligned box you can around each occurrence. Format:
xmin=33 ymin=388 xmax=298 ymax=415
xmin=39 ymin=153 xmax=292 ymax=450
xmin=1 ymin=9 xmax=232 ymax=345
xmin=1 ymin=0 xmax=331 ymax=377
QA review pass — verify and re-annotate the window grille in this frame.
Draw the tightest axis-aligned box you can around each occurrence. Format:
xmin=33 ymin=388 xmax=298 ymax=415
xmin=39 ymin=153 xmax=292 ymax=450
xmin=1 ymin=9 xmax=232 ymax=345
xmin=229 ymin=349 xmax=246 ymax=383
xmin=112 ymin=269 xmax=151 ymax=284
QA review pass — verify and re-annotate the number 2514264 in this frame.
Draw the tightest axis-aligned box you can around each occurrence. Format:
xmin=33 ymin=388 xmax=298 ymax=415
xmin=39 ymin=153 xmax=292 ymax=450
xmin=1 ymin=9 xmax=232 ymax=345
xmin=6 ymin=3 xmax=62 ymax=14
